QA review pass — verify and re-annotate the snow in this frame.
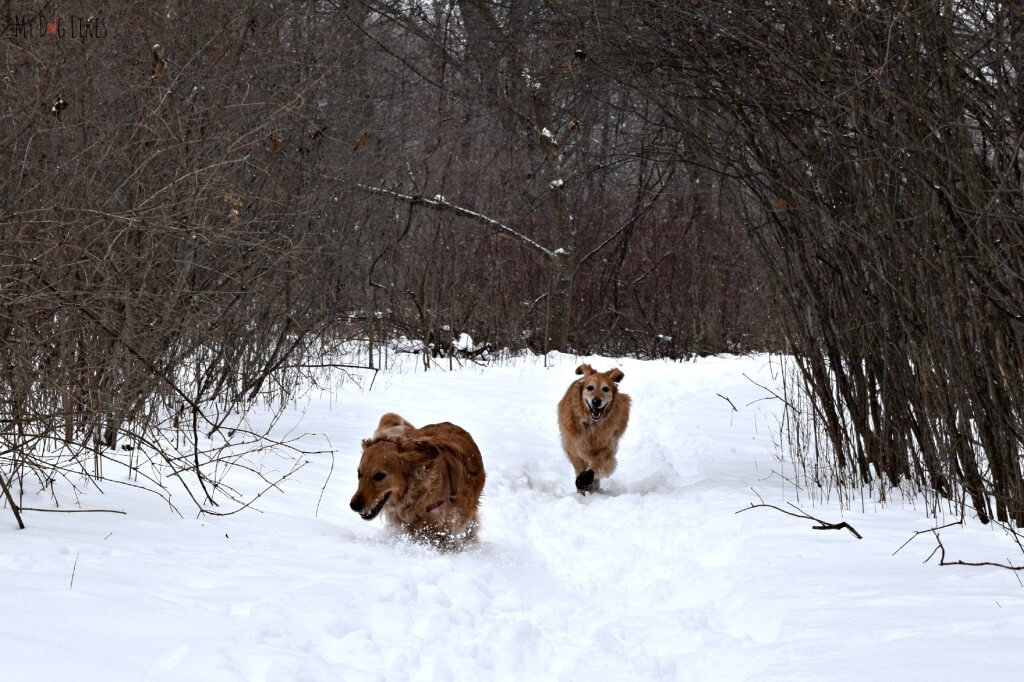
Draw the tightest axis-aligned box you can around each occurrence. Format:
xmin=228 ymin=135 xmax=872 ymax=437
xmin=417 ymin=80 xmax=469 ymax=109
xmin=521 ymin=67 xmax=541 ymax=91
xmin=5 ymin=353 xmax=1024 ymax=681
xmin=453 ymin=332 xmax=473 ymax=352
xmin=549 ymin=178 xmax=564 ymax=189
xmin=388 ymin=335 xmax=424 ymax=352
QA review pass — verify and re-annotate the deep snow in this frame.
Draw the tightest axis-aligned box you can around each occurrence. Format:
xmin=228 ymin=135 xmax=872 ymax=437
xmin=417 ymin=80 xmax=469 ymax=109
xmin=4 ymin=352 xmax=1024 ymax=681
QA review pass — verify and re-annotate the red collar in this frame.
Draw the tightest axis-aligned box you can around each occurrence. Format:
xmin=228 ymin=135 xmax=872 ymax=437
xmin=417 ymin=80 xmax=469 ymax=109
xmin=425 ymin=499 xmax=445 ymax=512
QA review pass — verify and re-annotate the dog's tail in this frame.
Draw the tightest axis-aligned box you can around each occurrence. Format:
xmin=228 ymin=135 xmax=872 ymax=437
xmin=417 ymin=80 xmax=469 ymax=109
xmin=373 ymin=412 xmax=415 ymax=439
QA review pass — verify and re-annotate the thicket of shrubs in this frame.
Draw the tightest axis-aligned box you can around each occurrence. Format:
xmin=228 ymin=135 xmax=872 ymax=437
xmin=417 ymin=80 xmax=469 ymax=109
xmin=4 ymin=1 xmax=1021 ymax=527
xmin=1 ymin=2 xmax=776 ymax=519
xmin=593 ymin=0 xmax=1024 ymax=525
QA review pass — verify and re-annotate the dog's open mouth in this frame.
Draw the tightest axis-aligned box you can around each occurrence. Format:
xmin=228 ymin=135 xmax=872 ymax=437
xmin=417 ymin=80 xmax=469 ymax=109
xmin=360 ymin=491 xmax=391 ymax=520
xmin=586 ymin=402 xmax=606 ymax=421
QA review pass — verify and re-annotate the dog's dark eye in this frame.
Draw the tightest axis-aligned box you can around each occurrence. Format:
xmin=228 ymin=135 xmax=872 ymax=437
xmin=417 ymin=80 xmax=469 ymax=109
xmin=372 ymin=472 xmax=386 ymax=481
xmin=602 ymin=386 xmax=610 ymax=393
xmin=586 ymin=385 xmax=595 ymax=391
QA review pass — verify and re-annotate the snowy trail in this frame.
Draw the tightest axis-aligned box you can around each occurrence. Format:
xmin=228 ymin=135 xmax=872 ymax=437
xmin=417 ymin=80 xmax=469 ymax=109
xmin=5 ymin=353 xmax=1024 ymax=681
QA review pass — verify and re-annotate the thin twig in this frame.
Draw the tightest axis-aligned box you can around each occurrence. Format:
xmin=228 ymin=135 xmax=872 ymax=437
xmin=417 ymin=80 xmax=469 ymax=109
xmin=19 ymin=507 xmax=127 ymax=515
xmin=0 ymin=466 xmax=25 ymax=529
xmin=356 ymin=184 xmax=556 ymax=259
xmin=716 ymin=392 xmax=738 ymax=412
xmin=892 ymin=519 xmax=963 ymax=556
xmin=69 ymin=554 xmax=79 ymax=590
xmin=198 ymin=459 xmax=308 ymax=517
xmin=894 ymin=518 xmax=1024 ymax=571
xmin=933 ymin=531 xmax=1024 ymax=571
xmin=736 ymin=489 xmax=862 ymax=539
xmin=316 ymin=445 xmax=336 ymax=518
xmin=277 ymin=362 xmax=377 ymax=371
xmin=742 ymin=372 xmax=793 ymax=408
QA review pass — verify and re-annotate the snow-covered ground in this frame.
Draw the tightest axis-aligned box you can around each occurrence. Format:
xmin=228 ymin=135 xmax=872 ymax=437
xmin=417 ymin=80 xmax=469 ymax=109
xmin=5 ymin=353 xmax=1024 ymax=681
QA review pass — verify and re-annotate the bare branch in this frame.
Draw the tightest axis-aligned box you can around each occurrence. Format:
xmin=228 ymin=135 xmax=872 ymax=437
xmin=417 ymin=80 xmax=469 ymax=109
xmin=19 ymin=507 xmax=127 ymax=515
xmin=357 ymin=184 xmax=557 ymax=260
xmin=895 ymin=519 xmax=1024 ymax=572
xmin=736 ymin=490 xmax=862 ymax=539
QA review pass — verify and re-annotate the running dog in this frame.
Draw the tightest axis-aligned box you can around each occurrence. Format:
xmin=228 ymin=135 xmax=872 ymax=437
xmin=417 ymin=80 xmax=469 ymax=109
xmin=557 ymin=363 xmax=630 ymax=493
xmin=350 ymin=416 xmax=485 ymax=549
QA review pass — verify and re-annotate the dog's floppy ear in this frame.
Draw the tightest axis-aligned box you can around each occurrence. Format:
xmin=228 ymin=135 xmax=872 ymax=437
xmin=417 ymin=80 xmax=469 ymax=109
xmin=445 ymin=458 xmax=461 ymax=500
xmin=361 ymin=438 xmax=373 ymax=451
xmin=575 ymin=363 xmax=594 ymax=376
xmin=403 ymin=436 xmax=461 ymax=499
xmin=404 ymin=436 xmax=440 ymax=453
xmin=398 ymin=435 xmax=443 ymax=466
xmin=608 ymin=368 xmax=624 ymax=383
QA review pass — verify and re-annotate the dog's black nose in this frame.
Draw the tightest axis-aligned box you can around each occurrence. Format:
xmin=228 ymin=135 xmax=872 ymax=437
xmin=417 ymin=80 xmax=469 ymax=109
xmin=592 ymin=398 xmax=603 ymax=407
xmin=349 ymin=498 xmax=364 ymax=512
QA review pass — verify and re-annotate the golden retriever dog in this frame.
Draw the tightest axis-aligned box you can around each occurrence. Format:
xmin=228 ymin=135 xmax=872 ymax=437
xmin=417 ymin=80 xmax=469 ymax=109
xmin=350 ymin=416 xmax=486 ymax=549
xmin=557 ymin=363 xmax=630 ymax=493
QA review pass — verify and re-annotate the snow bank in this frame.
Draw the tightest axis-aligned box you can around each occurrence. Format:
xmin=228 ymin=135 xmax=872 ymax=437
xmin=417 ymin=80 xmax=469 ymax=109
xmin=4 ymin=353 xmax=1023 ymax=681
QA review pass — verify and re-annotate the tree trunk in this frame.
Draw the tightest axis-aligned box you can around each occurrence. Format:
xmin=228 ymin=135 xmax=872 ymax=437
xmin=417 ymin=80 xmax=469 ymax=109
xmin=545 ymin=250 xmax=574 ymax=353
xmin=534 ymin=93 xmax=574 ymax=353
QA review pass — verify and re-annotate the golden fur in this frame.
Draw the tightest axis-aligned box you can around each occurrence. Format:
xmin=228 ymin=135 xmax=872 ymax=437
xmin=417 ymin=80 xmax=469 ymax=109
xmin=372 ymin=412 xmax=415 ymax=440
xmin=350 ymin=416 xmax=485 ymax=549
xmin=557 ymin=363 xmax=630 ymax=493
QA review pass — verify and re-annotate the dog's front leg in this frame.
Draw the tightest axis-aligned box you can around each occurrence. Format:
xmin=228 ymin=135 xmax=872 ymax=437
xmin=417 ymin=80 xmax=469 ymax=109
xmin=589 ymin=446 xmax=617 ymax=480
xmin=564 ymin=443 xmax=597 ymax=494
xmin=576 ymin=447 xmax=616 ymax=495
xmin=567 ymin=450 xmax=589 ymax=476
xmin=574 ymin=445 xmax=608 ymax=494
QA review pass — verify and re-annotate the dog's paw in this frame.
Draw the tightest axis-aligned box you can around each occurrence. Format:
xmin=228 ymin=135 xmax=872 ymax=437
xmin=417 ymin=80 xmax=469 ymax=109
xmin=575 ymin=469 xmax=596 ymax=493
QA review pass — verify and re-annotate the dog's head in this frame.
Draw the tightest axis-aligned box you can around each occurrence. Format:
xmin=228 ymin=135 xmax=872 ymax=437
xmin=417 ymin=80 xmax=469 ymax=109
xmin=349 ymin=436 xmax=439 ymax=520
xmin=574 ymin=363 xmax=624 ymax=423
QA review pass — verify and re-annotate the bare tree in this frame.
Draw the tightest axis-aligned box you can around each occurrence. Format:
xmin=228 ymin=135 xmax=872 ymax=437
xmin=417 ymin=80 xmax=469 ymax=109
xmin=339 ymin=1 xmax=779 ymax=357
xmin=593 ymin=0 xmax=1024 ymax=524
xmin=0 ymin=0 xmax=786 ymax=526
xmin=0 ymin=1 xmax=375 ymax=522
xmin=350 ymin=1 xmax=672 ymax=351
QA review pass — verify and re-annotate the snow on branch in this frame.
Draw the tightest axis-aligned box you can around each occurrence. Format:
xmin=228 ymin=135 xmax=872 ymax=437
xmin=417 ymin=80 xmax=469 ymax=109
xmin=357 ymin=184 xmax=557 ymax=260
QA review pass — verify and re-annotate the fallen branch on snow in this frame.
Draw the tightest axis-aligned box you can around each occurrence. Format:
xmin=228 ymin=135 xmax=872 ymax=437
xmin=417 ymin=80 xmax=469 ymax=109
xmin=894 ymin=518 xmax=1024 ymax=573
xmin=736 ymin=489 xmax=862 ymax=539
xmin=20 ymin=507 xmax=126 ymax=515
xmin=716 ymin=393 xmax=738 ymax=412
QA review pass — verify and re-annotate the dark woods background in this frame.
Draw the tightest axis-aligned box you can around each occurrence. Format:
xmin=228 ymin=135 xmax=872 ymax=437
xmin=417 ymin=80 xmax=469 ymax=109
xmin=2 ymin=1 xmax=1023 ymax=526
